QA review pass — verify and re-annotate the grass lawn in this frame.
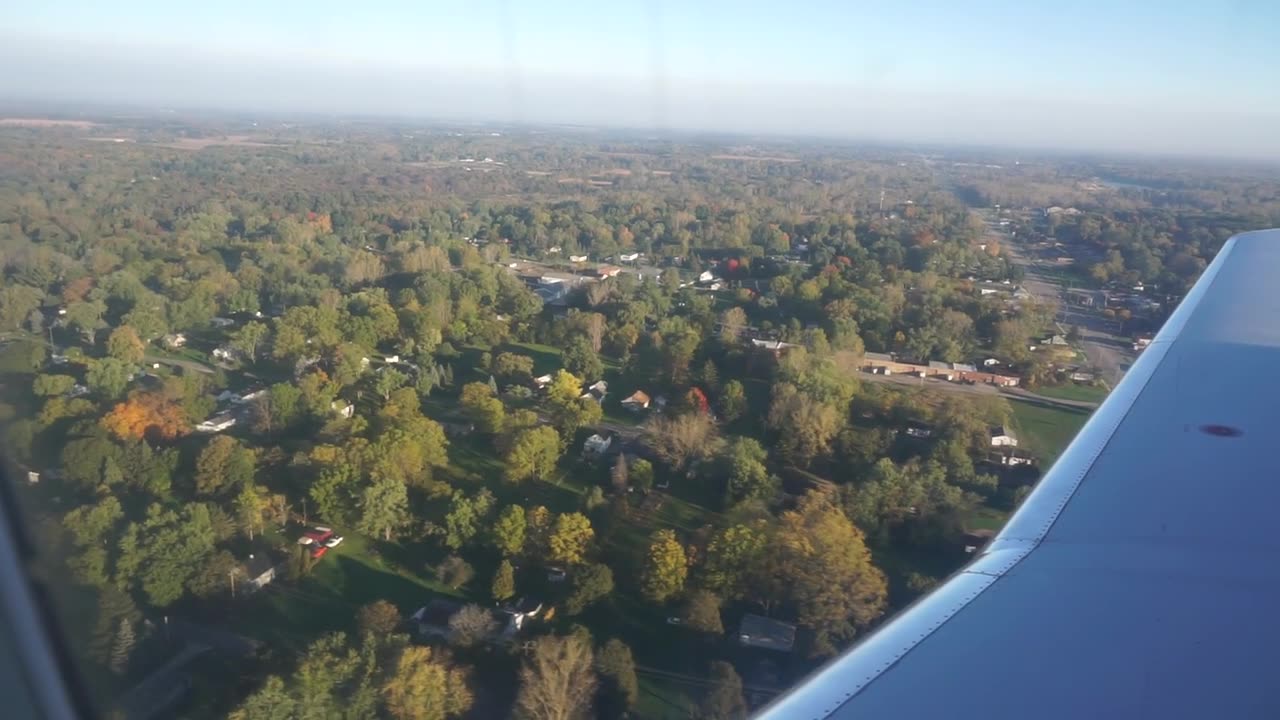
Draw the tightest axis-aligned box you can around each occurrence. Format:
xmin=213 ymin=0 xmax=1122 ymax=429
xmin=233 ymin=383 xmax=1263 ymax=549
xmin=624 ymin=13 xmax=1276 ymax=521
xmin=233 ymin=533 xmax=462 ymax=652
xmin=965 ymin=505 xmax=1010 ymax=532
xmin=1008 ymin=399 xmax=1092 ymax=465
xmin=500 ymin=342 xmax=563 ymax=376
xmin=1033 ymin=383 xmax=1109 ymax=404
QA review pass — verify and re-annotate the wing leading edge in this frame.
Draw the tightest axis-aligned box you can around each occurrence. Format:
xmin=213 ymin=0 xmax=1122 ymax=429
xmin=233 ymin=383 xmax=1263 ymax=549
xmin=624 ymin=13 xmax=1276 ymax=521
xmin=757 ymin=229 xmax=1280 ymax=720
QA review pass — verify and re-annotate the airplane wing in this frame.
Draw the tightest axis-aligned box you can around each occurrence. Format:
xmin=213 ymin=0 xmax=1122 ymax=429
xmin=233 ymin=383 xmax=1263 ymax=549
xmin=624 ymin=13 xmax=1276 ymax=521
xmin=758 ymin=228 xmax=1280 ymax=719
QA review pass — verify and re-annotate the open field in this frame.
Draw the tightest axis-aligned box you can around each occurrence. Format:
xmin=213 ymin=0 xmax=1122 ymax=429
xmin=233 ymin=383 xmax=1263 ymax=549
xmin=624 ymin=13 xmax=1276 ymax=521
xmin=1033 ymin=383 xmax=1109 ymax=404
xmin=1009 ymin=399 xmax=1092 ymax=465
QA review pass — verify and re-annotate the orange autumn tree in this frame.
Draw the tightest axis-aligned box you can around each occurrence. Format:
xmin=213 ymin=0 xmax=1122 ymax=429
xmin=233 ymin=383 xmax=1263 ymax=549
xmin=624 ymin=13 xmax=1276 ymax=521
xmin=101 ymin=391 xmax=189 ymax=441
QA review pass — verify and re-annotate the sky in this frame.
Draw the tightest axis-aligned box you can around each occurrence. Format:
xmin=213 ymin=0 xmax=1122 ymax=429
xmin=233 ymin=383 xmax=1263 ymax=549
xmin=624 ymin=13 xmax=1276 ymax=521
xmin=4 ymin=0 xmax=1279 ymax=157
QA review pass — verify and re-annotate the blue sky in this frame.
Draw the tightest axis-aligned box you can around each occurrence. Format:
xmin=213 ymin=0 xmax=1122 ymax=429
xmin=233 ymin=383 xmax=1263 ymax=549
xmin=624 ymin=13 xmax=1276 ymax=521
xmin=4 ymin=1 xmax=1279 ymax=156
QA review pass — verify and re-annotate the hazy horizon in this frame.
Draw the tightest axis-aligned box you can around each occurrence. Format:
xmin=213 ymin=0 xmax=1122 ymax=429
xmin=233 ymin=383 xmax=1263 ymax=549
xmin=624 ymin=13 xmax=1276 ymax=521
xmin=5 ymin=1 xmax=1280 ymax=159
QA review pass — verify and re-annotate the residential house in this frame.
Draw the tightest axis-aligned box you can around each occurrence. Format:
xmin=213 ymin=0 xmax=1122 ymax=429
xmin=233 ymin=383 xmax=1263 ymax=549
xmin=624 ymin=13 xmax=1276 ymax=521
xmin=411 ymin=599 xmax=462 ymax=639
xmin=331 ymin=400 xmax=355 ymax=419
xmin=583 ymin=380 xmax=608 ymax=403
xmin=905 ymin=421 xmax=933 ymax=439
xmin=621 ymin=390 xmax=651 ymax=412
xmin=67 ymin=384 xmax=90 ymax=398
xmin=569 ymin=254 xmax=589 ymax=263
xmin=233 ymin=388 xmax=266 ymax=405
xmin=212 ymin=346 xmax=240 ymax=362
xmin=195 ymin=412 xmax=237 ymax=433
xmin=162 ymin=333 xmax=187 ymax=349
xmin=533 ymin=374 xmax=555 ymax=390
xmin=982 ymin=358 xmax=1001 ymax=367
xmin=618 ymin=252 xmax=640 ymax=262
xmin=597 ymin=265 xmax=622 ymax=279
xmin=738 ymin=614 xmax=796 ymax=653
xmin=963 ymin=529 xmax=997 ymax=554
xmin=989 ymin=450 xmax=1036 ymax=467
xmin=751 ymin=339 xmax=799 ymax=353
xmin=242 ymin=552 xmax=284 ymax=592
xmin=1044 ymin=335 xmax=1069 ymax=346
xmin=989 ymin=426 xmax=1018 ymax=447
xmin=698 ymin=270 xmax=717 ymax=283
xmin=210 ymin=317 xmax=235 ymax=328
xmin=583 ymin=433 xmax=613 ymax=458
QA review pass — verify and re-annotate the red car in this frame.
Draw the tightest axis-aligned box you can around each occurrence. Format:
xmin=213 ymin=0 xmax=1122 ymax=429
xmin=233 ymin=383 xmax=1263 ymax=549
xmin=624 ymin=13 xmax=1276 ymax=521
xmin=300 ymin=527 xmax=334 ymax=545
xmin=310 ymin=545 xmax=329 ymax=559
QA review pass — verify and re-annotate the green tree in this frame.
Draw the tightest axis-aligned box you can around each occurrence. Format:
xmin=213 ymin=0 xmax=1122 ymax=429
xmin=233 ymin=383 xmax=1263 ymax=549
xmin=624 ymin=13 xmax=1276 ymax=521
xmin=545 ymin=369 xmax=601 ymax=436
xmin=443 ymin=489 xmax=496 ymax=550
xmin=436 ymin=556 xmax=475 ymax=589
xmin=646 ymin=413 xmax=721 ymax=472
xmin=491 ymin=505 xmax=527 ymax=557
xmin=118 ymin=503 xmax=218 ymax=607
xmin=701 ymin=523 xmax=767 ymax=599
xmin=448 ymin=604 xmax=499 ymax=648
xmin=382 ymin=645 xmax=473 ymax=720
xmin=548 ymin=512 xmax=594 ymax=566
xmin=682 ymin=590 xmax=724 ymax=634
xmin=253 ymin=383 xmax=303 ymax=435
xmin=106 ymin=326 xmax=146 ymax=363
xmin=33 ymin=373 xmax=76 ymax=397
xmin=641 ymin=529 xmax=688 ymax=603
xmin=234 ymin=482 xmax=266 ymax=540
xmin=696 ymin=662 xmax=747 ymax=720
xmin=375 ymin=367 xmax=409 ymax=400
xmin=596 ymin=639 xmax=639 ymax=719
xmin=357 ymin=599 xmax=402 ymax=638
xmin=491 ymin=559 xmax=516 ymax=602
xmin=107 ymin=609 xmax=136 ymax=671
xmin=563 ymin=336 xmax=603 ymax=381
xmin=504 ymin=426 xmax=561 ymax=483
xmin=717 ymin=380 xmax=747 ymax=423
xmin=515 ymin=635 xmax=597 ymax=720
xmin=722 ymin=436 xmax=777 ymax=506
xmin=85 ymin=357 xmax=133 ymax=399
xmin=492 ymin=352 xmax=535 ymax=385
xmin=459 ymin=382 xmax=505 ymax=434
xmin=231 ymin=321 xmax=269 ymax=362
xmin=630 ymin=458 xmax=655 ymax=494
xmin=565 ymin=562 xmax=613 ymax=615
xmin=767 ymin=490 xmax=888 ymax=652
xmin=229 ymin=676 xmax=296 ymax=720
xmin=767 ymin=383 xmax=843 ymax=467
xmin=65 ymin=299 xmax=106 ymax=343
xmin=194 ymin=435 xmax=256 ymax=496
xmin=359 ymin=475 xmax=409 ymax=541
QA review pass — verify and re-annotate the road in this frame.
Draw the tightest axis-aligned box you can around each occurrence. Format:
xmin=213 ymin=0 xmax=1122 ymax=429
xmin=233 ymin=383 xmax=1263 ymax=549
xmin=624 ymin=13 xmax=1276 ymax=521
xmin=980 ymin=211 xmax=1134 ymax=386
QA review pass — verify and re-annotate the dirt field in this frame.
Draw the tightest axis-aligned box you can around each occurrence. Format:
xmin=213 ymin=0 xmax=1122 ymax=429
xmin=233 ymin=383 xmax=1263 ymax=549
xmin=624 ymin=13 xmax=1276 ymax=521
xmin=154 ymin=135 xmax=286 ymax=150
xmin=709 ymin=154 xmax=800 ymax=163
xmin=0 ymin=118 xmax=96 ymax=128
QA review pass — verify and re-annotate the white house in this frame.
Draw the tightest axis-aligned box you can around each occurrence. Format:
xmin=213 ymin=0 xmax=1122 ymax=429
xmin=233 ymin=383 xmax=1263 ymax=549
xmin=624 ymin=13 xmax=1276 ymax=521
xmin=582 ymin=433 xmax=612 ymax=457
xmin=569 ymin=254 xmax=589 ymax=263
xmin=989 ymin=426 xmax=1018 ymax=447
xmin=212 ymin=346 xmax=241 ymax=362
xmin=619 ymin=252 xmax=640 ymax=262
xmin=196 ymin=412 xmax=237 ymax=433
xmin=533 ymin=374 xmax=554 ymax=390
xmin=332 ymin=400 xmax=355 ymax=419
xmin=982 ymin=358 xmax=1001 ymax=367
xmin=162 ymin=333 xmax=187 ymax=349
xmin=243 ymin=553 xmax=284 ymax=592
xmin=211 ymin=317 xmax=235 ymax=328
xmin=234 ymin=388 xmax=266 ymax=405
xmin=698 ymin=270 xmax=716 ymax=283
